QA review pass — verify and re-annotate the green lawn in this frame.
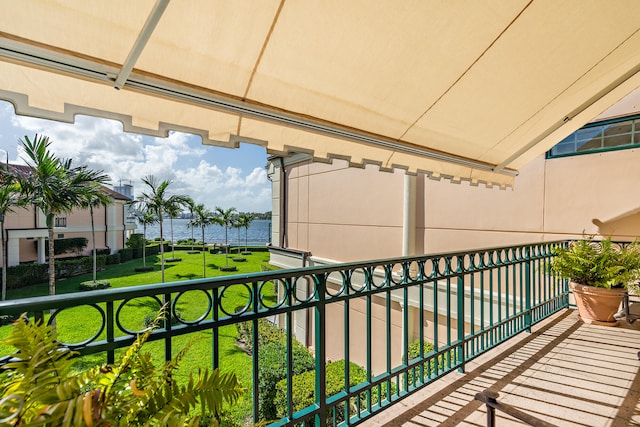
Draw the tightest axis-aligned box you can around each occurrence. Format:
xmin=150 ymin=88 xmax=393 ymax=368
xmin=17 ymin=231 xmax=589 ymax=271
xmin=1 ymin=249 xmax=274 ymax=423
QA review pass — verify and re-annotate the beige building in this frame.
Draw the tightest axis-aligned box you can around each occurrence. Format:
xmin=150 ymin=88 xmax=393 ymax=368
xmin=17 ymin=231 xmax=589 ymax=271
xmin=267 ymin=88 xmax=640 ymax=372
xmin=2 ymin=166 xmax=136 ymax=267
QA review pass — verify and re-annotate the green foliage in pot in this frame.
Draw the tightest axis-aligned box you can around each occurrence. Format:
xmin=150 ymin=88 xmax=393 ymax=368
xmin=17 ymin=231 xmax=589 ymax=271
xmin=0 ymin=310 xmax=245 ymax=426
xmin=550 ymin=238 xmax=640 ymax=290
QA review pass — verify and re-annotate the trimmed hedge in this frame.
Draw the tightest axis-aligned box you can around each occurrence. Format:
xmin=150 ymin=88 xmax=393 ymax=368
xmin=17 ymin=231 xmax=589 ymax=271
xmin=119 ymin=247 xmax=133 ymax=262
xmin=79 ymin=279 xmax=111 ymax=291
xmin=106 ymin=253 xmax=121 ymax=265
xmin=236 ymin=317 xmax=287 ymax=354
xmin=258 ymin=341 xmax=315 ymax=421
xmin=273 ymin=360 xmax=364 ymax=422
xmin=274 ymin=360 xmax=395 ymax=423
xmin=41 ymin=237 xmax=88 ymax=256
xmin=6 ymin=255 xmax=108 ymax=290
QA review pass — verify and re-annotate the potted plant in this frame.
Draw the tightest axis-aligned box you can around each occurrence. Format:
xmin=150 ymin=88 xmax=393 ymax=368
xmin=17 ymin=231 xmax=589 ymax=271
xmin=550 ymin=237 xmax=640 ymax=326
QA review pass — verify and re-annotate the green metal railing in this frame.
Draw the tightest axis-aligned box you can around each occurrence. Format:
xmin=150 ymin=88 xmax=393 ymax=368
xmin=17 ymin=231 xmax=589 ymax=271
xmin=0 ymin=241 xmax=569 ymax=426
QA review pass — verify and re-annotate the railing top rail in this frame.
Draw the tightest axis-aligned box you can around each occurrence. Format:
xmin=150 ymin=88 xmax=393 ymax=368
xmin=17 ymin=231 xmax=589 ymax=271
xmin=0 ymin=240 xmax=566 ymax=314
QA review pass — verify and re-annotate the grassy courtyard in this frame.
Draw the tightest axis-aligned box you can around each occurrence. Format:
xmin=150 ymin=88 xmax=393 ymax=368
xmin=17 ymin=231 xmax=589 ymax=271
xmin=0 ymin=249 xmax=274 ymax=423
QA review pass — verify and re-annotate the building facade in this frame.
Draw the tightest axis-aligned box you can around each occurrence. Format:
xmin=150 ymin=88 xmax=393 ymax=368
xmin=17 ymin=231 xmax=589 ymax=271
xmin=2 ymin=168 xmax=136 ymax=267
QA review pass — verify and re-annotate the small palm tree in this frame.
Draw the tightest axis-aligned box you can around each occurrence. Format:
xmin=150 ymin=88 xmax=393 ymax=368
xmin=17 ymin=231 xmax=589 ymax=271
xmin=191 ymin=203 xmax=214 ymax=277
xmin=214 ymin=206 xmax=237 ymax=267
xmin=237 ymin=213 xmax=255 ymax=254
xmin=80 ymin=183 xmax=113 ymax=284
xmin=135 ymin=208 xmax=157 ymax=269
xmin=134 ymin=176 xmax=187 ymax=282
xmin=165 ymin=200 xmax=183 ymax=260
xmin=0 ymin=170 xmax=21 ymax=301
xmin=15 ymin=135 xmax=110 ymax=296
xmin=233 ymin=214 xmax=243 ymax=255
xmin=183 ymin=196 xmax=196 ymax=251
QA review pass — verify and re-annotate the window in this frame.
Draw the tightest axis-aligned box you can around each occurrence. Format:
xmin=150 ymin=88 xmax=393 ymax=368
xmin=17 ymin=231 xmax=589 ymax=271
xmin=548 ymin=115 xmax=640 ymax=158
xmin=54 ymin=217 xmax=67 ymax=227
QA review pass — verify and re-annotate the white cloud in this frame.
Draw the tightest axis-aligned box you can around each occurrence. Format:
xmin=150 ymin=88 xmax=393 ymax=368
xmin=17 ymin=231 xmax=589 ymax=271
xmin=1 ymin=110 xmax=272 ymax=212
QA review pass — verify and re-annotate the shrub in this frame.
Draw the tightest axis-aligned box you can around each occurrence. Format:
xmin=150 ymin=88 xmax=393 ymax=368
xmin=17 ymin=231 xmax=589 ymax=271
xmin=41 ymin=237 xmax=88 ymax=256
xmin=6 ymin=263 xmax=49 ymax=289
xmin=56 ymin=255 xmax=106 ymax=278
xmin=236 ymin=317 xmax=286 ymax=353
xmin=6 ymin=255 xmax=107 ymax=290
xmin=274 ymin=360 xmax=396 ymax=423
xmin=106 ymin=253 xmax=121 ymax=265
xmin=79 ymin=280 xmax=111 ymax=291
xmin=119 ymin=247 xmax=133 ymax=262
xmin=258 ymin=341 xmax=315 ymax=421
xmin=126 ymin=233 xmax=146 ymax=248
xmin=404 ymin=339 xmax=454 ymax=386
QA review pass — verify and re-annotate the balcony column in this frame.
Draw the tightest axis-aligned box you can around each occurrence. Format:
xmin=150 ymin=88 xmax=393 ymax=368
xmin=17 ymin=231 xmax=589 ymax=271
xmin=402 ymin=174 xmax=416 ymax=257
xmin=7 ymin=237 xmax=20 ymax=267
xmin=37 ymin=237 xmax=46 ymax=264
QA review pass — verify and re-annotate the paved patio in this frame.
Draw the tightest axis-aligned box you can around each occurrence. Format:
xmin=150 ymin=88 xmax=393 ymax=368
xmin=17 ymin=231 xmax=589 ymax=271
xmin=363 ymin=310 xmax=640 ymax=427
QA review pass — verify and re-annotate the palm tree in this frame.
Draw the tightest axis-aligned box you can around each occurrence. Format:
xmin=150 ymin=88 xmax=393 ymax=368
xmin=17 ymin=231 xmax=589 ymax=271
xmin=191 ymin=203 xmax=214 ymax=278
xmin=135 ymin=208 xmax=157 ymax=269
xmin=0 ymin=170 xmax=21 ymax=301
xmin=233 ymin=214 xmax=243 ymax=255
xmin=165 ymin=200 xmax=183 ymax=260
xmin=183 ymin=196 xmax=196 ymax=252
xmin=214 ymin=206 xmax=237 ymax=267
xmin=15 ymin=134 xmax=110 ymax=296
xmin=237 ymin=213 xmax=255 ymax=254
xmin=134 ymin=176 xmax=188 ymax=282
xmin=80 ymin=183 xmax=113 ymax=283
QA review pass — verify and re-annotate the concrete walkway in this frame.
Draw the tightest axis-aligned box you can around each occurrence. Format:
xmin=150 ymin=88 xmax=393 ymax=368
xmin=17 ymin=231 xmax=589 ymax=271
xmin=363 ymin=310 xmax=640 ymax=427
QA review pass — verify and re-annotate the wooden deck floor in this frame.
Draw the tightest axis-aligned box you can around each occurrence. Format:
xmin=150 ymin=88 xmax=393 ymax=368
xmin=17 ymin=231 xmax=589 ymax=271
xmin=363 ymin=310 xmax=640 ymax=427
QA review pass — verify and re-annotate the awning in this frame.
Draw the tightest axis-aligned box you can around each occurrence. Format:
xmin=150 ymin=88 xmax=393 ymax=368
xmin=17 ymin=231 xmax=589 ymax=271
xmin=2 ymin=1 xmax=640 ymax=187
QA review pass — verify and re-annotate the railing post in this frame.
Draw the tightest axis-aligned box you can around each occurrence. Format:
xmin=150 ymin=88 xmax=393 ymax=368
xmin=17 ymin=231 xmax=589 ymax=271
xmin=484 ymin=390 xmax=498 ymax=427
xmin=314 ymin=274 xmax=327 ymax=427
xmin=525 ymin=247 xmax=532 ymax=333
xmin=106 ymin=301 xmax=114 ymax=364
xmin=457 ymin=273 xmax=465 ymax=373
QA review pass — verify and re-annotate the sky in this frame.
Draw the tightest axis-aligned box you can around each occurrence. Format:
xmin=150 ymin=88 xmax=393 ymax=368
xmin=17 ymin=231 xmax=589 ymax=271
xmin=0 ymin=101 xmax=272 ymax=213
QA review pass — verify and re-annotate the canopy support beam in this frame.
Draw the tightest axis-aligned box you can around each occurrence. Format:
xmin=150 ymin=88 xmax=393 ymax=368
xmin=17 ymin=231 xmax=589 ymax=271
xmin=113 ymin=0 xmax=170 ymax=90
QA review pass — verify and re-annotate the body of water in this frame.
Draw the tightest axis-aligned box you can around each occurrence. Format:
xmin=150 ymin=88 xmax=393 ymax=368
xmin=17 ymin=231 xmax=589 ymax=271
xmin=136 ymin=218 xmax=272 ymax=245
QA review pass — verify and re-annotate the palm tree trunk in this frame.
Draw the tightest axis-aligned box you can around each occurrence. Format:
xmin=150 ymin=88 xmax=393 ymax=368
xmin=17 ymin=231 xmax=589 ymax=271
xmin=1 ymin=220 xmax=6 ymax=301
xmin=224 ymin=226 xmax=229 ymax=266
xmin=170 ymin=216 xmax=175 ymax=259
xmin=202 ymin=226 xmax=206 ymax=278
xmin=91 ymin=205 xmax=96 ymax=282
xmin=159 ymin=212 xmax=165 ymax=283
xmin=191 ymin=214 xmax=195 ymax=251
xmin=48 ymin=226 xmax=55 ymax=295
xmin=142 ymin=224 xmax=147 ymax=268
xmin=245 ymin=227 xmax=248 ymax=253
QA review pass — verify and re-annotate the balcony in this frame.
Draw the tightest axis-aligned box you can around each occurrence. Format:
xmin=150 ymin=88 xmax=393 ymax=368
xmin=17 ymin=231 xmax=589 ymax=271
xmin=0 ymin=241 xmax=638 ymax=426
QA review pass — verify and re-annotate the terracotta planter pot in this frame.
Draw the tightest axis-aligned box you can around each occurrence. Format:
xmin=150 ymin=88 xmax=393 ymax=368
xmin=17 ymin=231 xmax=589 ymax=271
xmin=569 ymin=281 xmax=625 ymax=326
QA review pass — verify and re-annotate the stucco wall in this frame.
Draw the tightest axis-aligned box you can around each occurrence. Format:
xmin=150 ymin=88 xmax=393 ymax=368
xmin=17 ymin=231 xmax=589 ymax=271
xmin=284 ymin=159 xmax=405 ymax=261
xmin=275 ymin=147 xmax=640 ymax=261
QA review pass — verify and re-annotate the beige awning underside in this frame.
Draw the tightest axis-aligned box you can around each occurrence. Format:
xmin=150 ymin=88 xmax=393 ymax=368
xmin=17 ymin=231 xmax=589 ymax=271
xmin=2 ymin=0 xmax=640 ymax=187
